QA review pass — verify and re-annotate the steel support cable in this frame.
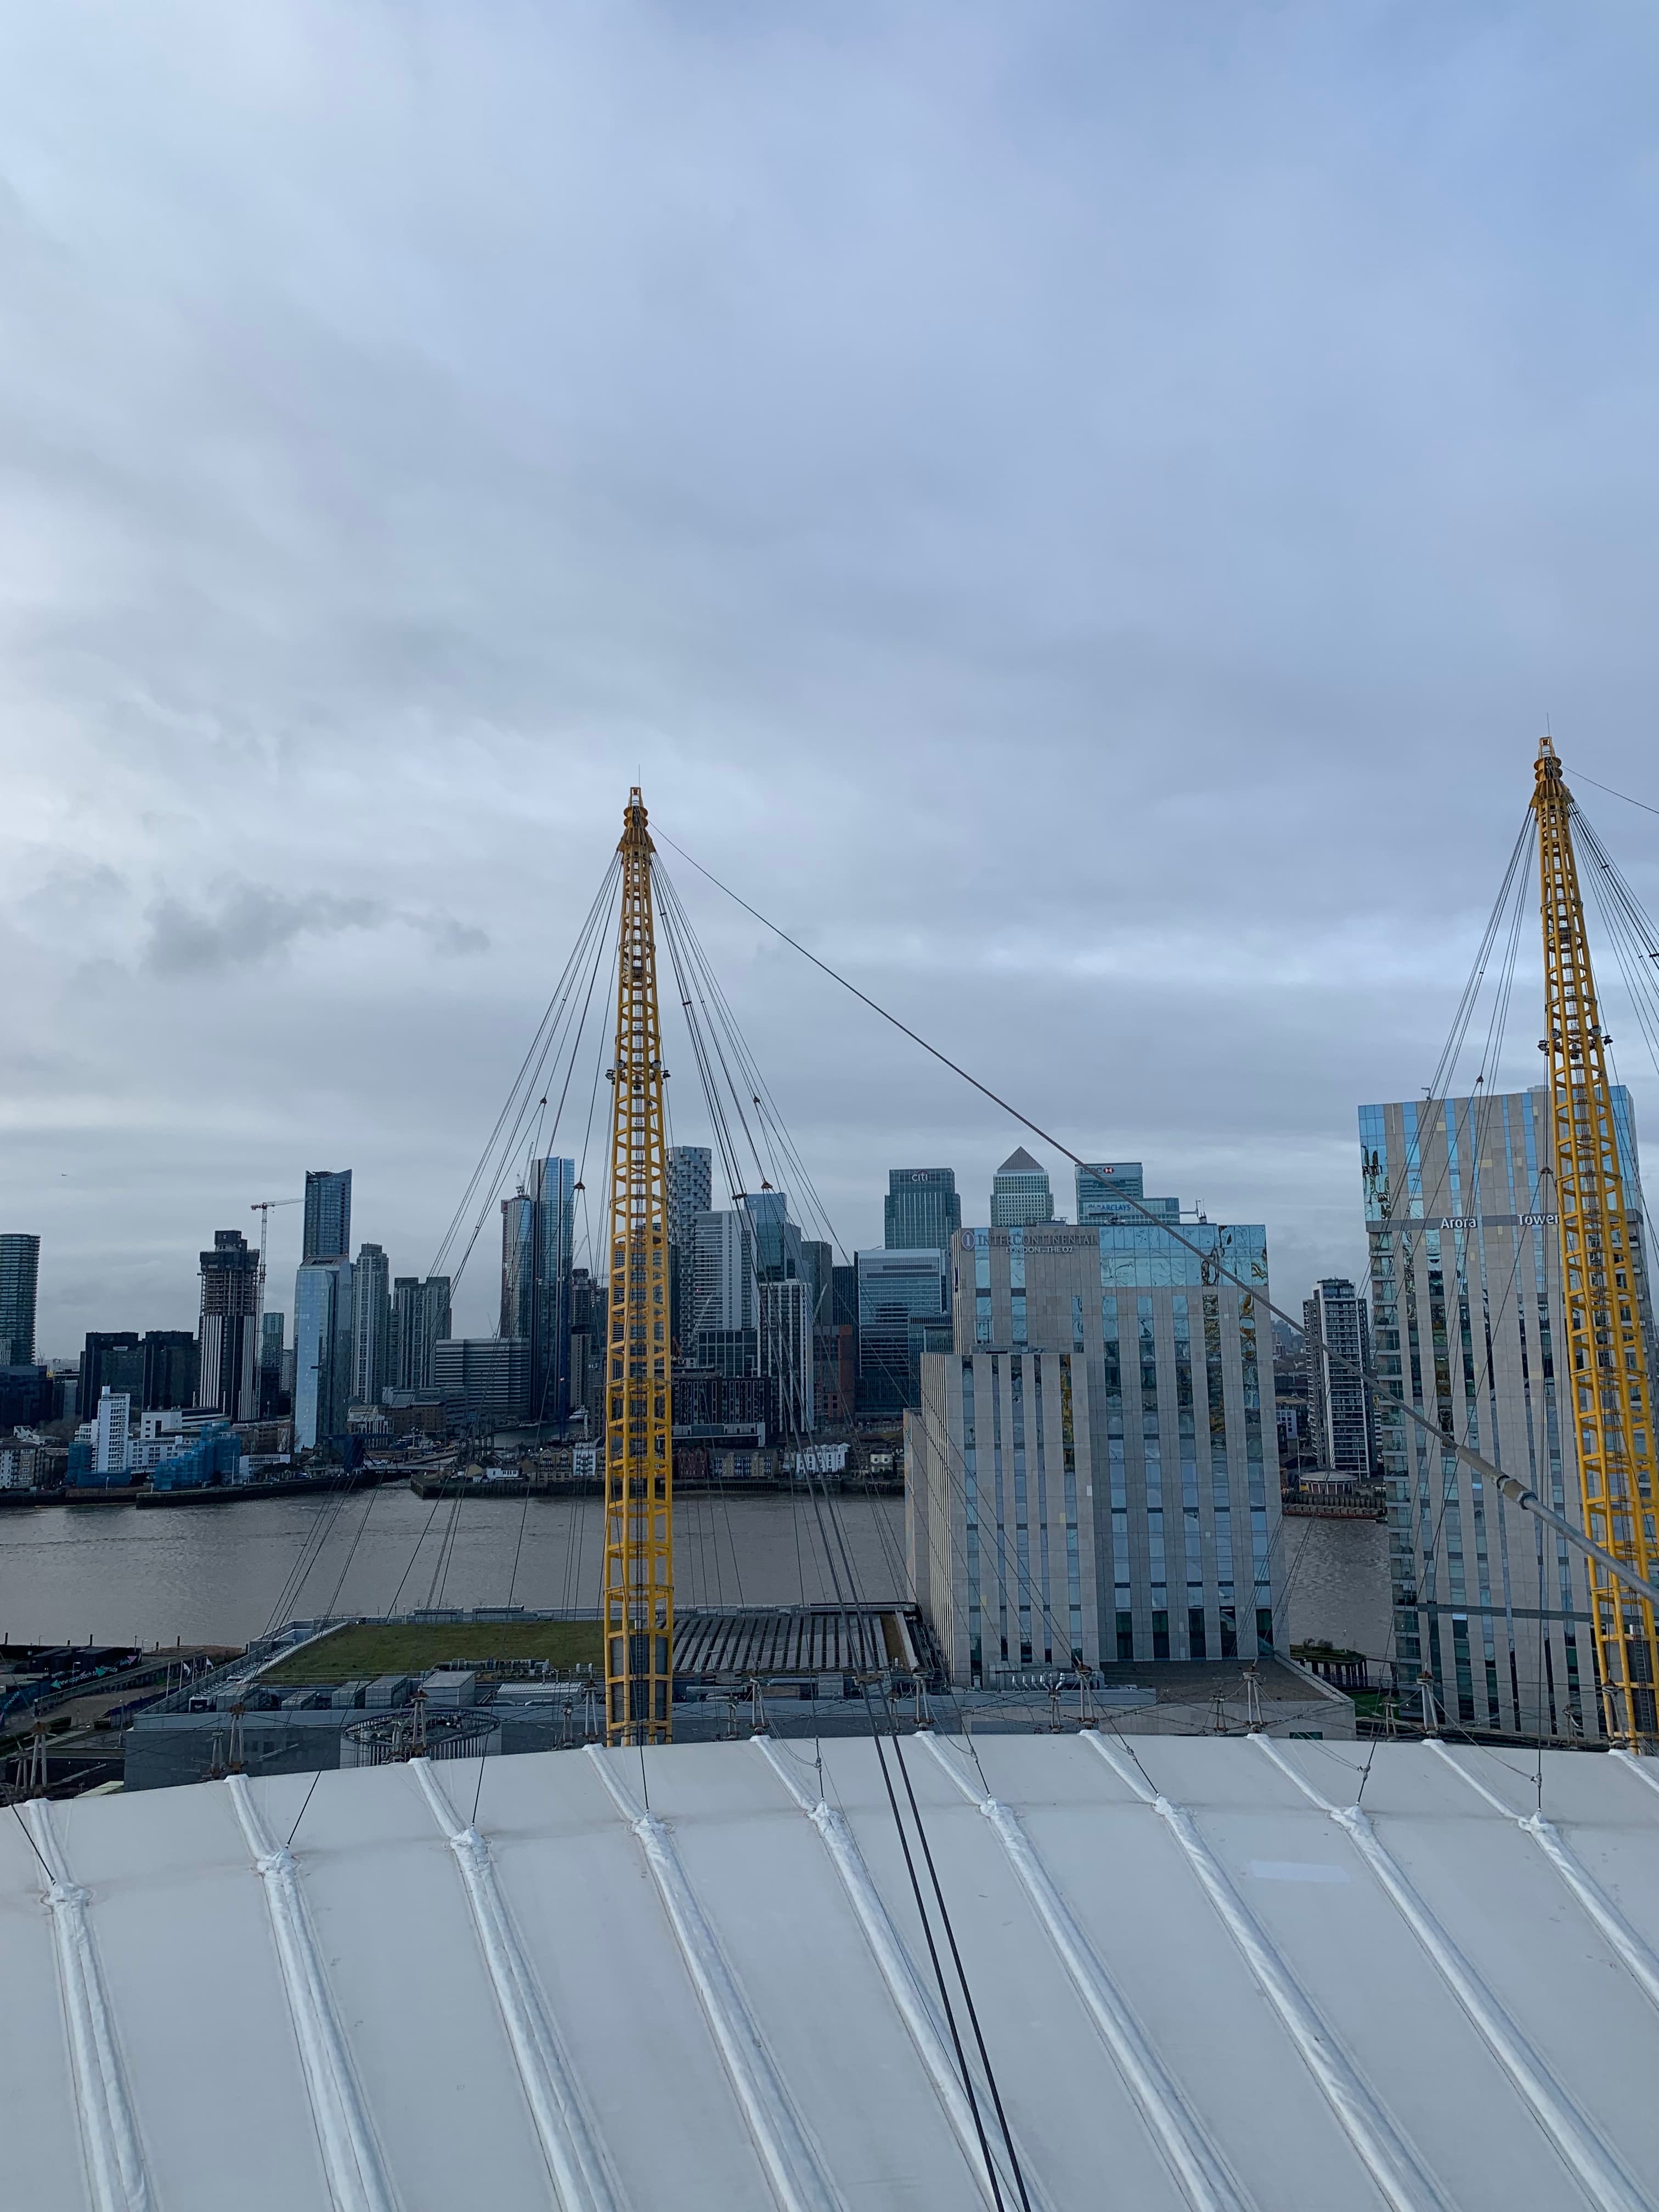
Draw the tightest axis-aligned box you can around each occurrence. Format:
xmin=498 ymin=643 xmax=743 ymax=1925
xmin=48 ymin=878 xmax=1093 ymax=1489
xmin=657 ymin=866 xmax=851 ymax=1261
xmin=798 ymin=1460 xmax=1026 ymax=2212
xmin=447 ymin=890 xmax=616 ymax=1304
xmin=657 ymin=830 xmax=1659 ymax=1629
xmin=431 ymin=854 xmax=620 ymax=1285
xmin=1425 ymin=812 xmax=1536 ymax=1107
xmin=656 ymin=876 xmax=1026 ymax=2197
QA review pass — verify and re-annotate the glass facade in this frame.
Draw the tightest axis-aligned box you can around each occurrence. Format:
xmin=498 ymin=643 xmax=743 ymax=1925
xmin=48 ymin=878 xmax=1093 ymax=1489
xmin=856 ymin=1248 xmax=947 ymax=1414
xmin=916 ymin=1216 xmax=1279 ymax=1678
xmin=1357 ymin=1086 xmax=1658 ymax=1737
xmin=884 ymin=1169 xmax=962 ymax=1252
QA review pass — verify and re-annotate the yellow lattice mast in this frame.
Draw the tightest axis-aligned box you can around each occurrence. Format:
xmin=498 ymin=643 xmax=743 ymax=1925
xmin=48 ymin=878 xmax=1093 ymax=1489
xmin=1534 ymin=736 xmax=1659 ymax=1746
xmin=601 ymin=788 xmax=674 ymax=1745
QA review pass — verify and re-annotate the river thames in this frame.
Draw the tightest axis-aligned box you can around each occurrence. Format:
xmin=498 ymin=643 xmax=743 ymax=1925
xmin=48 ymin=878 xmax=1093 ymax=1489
xmin=0 ymin=1488 xmax=910 ymax=1649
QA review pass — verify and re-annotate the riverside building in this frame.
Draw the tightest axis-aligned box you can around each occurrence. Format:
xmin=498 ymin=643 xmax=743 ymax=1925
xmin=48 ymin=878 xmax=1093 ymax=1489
xmin=1361 ymin=1085 xmax=1658 ymax=1739
xmin=908 ymin=1206 xmax=1280 ymax=1683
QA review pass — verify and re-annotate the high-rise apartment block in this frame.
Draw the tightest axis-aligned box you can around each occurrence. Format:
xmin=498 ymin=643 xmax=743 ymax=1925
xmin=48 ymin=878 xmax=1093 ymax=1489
xmin=692 ymin=1210 xmax=756 ymax=1346
xmin=302 ymin=1170 xmax=352 ymax=1263
xmin=0 ymin=1234 xmax=40 ymax=1365
xmin=198 ymin=1229 xmax=260 ymax=1422
xmin=990 ymin=1148 xmax=1054 ymax=1226
xmin=1359 ymin=1086 xmax=1658 ymax=1739
xmin=391 ymin=1276 xmax=452 ymax=1392
xmin=1302 ymin=1277 xmax=1375 ymax=1475
xmin=666 ymin=1147 xmax=713 ymax=1252
xmin=351 ymin=1243 xmax=392 ymax=1407
xmin=909 ymin=1206 xmax=1280 ymax=1683
xmin=294 ymin=1256 xmax=354 ymax=1452
xmin=884 ymin=1170 xmax=962 ymax=1252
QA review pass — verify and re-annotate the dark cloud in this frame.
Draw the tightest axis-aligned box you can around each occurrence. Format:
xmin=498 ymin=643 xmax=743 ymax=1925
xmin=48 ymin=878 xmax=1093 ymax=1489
xmin=1 ymin=2 xmax=1657 ymax=1346
xmin=142 ymin=882 xmax=489 ymax=975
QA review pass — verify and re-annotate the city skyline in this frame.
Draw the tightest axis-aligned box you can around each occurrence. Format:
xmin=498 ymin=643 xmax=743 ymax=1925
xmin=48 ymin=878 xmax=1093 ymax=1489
xmin=5 ymin=13 xmax=1659 ymax=1359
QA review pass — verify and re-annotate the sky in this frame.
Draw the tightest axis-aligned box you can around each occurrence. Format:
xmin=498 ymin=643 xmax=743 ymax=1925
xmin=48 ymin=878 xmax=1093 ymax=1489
xmin=3 ymin=1 xmax=1659 ymax=1353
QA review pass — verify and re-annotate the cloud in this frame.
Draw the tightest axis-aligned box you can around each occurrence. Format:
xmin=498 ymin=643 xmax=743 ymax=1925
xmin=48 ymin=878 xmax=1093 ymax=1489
xmin=1 ymin=2 xmax=1657 ymax=1345
xmin=142 ymin=882 xmax=488 ymax=975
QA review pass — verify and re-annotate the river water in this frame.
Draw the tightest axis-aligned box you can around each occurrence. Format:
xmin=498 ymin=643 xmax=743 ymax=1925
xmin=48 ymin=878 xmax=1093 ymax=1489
xmin=0 ymin=1489 xmax=911 ymax=1650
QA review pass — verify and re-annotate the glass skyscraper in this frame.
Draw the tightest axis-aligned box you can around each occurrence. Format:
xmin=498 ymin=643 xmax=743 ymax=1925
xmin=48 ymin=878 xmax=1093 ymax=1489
xmin=884 ymin=1169 xmax=962 ymax=1252
xmin=1359 ymin=1085 xmax=1657 ymax=1737
xmin=855 ymin=1246 xmax=948 ymax=1415
xmin=294 ymin=1257 xmax=354 ymax=1452
xmin=500 ymin=1155 xmax=575 ymax=1426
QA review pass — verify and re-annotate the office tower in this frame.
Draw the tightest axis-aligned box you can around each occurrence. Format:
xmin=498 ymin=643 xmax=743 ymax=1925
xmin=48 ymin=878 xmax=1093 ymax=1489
xmin=94 ymin=1387 xmax=132 ymax=1476
xmin=909 ymin=1203 xmax=1279 ymax=1681
xmin=433 ymin=1338 xmax=529 ymax=1429
xmin=0 ymin=1234 xmax=40 ymax=1364
xmin=293 ymin=1256 xmax=354 ymax=1452
xmin=351 ymin=1243 xmax=392 ymax=1407
xmin=1302 ymin=1278 xmax=1375 ymax=1475
xmin=142 ymin=1331 xmax=199 ymax=1413
xmin=831 ymin=1264 xmax=858 ymax=1331
xmin=1075 ymin=1162 xmax=1181 ymax=1226
xmin=302 ymin=1170 xmax=353 ymax=1263
xmin=990 ymin=1148 xmax=1054 ymax=1226
xmin=855 ymin=1248 xmax=948 ymax=1415
xmin=198 ymin=1229 xmax=260 ymax=1422
xmin=78 ymin=1333 xmax=143 ymax=1425
xmin=741 ymin=1190 xmax=804 ymax=1284
xmin=499 ymin=1155 xmax=575 ymax=1426
xmin=258 ymin=1311 xmax=286 ymax=1418
xmin=884 ymin=1170 xmax=962 ymax=1253
xmin=1359 ymin=1087 xmax=1658 ymax=1739
xmin=760 ymin=1278 xmax=815 ymax=1435
xmin=391 ymin=1276 xmax=452 ymax=1392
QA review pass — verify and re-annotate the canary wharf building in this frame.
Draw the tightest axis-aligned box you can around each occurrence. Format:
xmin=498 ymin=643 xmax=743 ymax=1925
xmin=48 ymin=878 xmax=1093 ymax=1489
xmin=1361 ymin=1084 xmax=1656 ymax=1740
xmin=909 ymin=1215 xmax=1281 ymax=1683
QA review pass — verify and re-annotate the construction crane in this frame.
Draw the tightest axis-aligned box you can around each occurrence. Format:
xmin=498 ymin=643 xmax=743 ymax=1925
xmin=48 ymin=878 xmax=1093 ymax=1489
xmin=1533 ymin=736 xmax=1659 ymax=1745
xmin=601 ymin=788 xmax=674 ymax=1745
xmin=249 ymin=1198 xmax=302 ymax=1314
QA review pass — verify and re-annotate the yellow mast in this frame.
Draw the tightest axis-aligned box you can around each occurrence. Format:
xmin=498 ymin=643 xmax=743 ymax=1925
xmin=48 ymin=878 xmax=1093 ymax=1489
xmin=601 ymin=788 xmax=674 ymax=1745
xmin=1534 ymin=736 xmax=1659 ymax=1745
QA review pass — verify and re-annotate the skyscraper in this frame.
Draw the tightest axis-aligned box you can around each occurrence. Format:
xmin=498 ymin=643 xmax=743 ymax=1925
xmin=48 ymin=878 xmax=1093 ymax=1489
xmin=1075 ymin=1163 xmax=1181 ymax=1226
xmin=1358 ymin=1086 xmax=1658 ymax=1739
xmin=293 ymin=1256 xmax=354 ymax=1452
xmin=500 ymin=1155 xmax=575 ymax=1426
xmin=692 ymin=1210 xmax=757 ymax=1341
xmin=1302 ymin=1278 xmax=1375 ymax=1475
xmin=78 ymin=1332 xmax=143 ymax=1421
xmin=142 ymin=1331 xmax=198 ymax=1413
xmin=0 ymin=1234 xmax=40 ymax=1365
xmin=198 ymin=1231 xmax=261 ymax=1421
xmin=351 ymin=1243 xmax=392 ymax=1407
xmin=855 ymin=1247 xmax=948 ymax=1414
xmin=258 ymin=1311 xmax=286 ymax=1418
xmin=666 ymin=1146 xmax=713 ymax=1251
xmin=391 ymin=1277 xmax=451 ymax=1392
xmin=884 ymin=1170 xmax=961 ymax=1252
xmin=302 ymin=1170 xmax=353 ymax=1263
xmin=990 ymin=1148 xmax=1054 ymax=1226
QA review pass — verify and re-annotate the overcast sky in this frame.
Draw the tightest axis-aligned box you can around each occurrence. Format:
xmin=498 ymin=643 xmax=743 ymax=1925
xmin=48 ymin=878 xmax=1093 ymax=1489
xmin=4 ymin=2 xmax=1659 ymax=1353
